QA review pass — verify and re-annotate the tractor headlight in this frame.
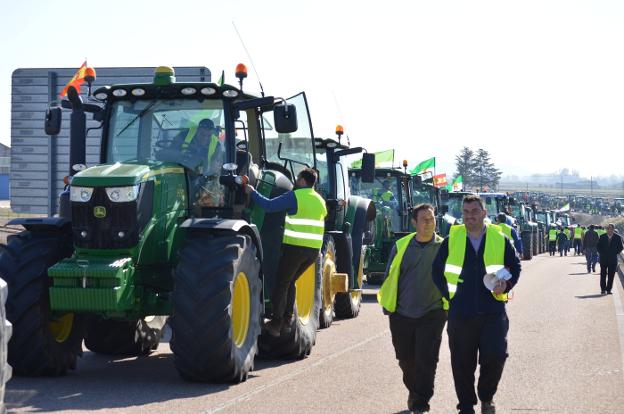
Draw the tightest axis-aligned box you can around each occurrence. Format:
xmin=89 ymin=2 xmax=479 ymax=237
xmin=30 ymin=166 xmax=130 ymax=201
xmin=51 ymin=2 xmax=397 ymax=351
xmin=70 ymin=186 xmax=94 ymax=203
xmin=105 ymin=185 xmax=140 ymax=203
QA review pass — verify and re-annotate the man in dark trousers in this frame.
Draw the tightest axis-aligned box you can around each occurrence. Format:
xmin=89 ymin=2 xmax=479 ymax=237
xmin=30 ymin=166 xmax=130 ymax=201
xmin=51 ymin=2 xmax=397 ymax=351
xmin=582 ymin=225 xmax=599 ymax=273
xmin=377 ymin=204 xmax=446 ymax=414
xmin=245 ymin=168 xmax=327 ymax=336
xmin=432 ymin=194 xmax=521 ymax=414
xmin=597 ymin=223 xmax=623 ymax=295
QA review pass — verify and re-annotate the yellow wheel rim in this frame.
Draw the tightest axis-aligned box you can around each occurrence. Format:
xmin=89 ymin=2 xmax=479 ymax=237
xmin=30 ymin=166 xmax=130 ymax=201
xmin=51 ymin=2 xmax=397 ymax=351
xmin=295 ymin=263 xmax=316 ymax=325
xmin=352 ymin=249 xmax=365 ymax=303
xmin=322 ymin=248 xmax=336 ymax=315
xmin=232 ymin=272 xmax=251 ymax=348
xmin=49 ymin=313 xmax=74 ymax=343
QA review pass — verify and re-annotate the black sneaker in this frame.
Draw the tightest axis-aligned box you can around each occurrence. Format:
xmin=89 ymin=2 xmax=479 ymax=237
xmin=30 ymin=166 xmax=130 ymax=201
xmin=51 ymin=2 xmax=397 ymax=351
xmin=601 ymin=291 xmax=606 ymax=295
xmin=607 ymin=291 xmax=612 ymax=295
xmin=481 ymin=401 xmax=496 ymax=414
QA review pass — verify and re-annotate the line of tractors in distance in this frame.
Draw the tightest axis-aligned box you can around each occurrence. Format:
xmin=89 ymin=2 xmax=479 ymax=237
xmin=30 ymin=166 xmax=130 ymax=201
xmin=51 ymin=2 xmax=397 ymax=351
xmin=0 ymin=64 xmax=590 ymax=390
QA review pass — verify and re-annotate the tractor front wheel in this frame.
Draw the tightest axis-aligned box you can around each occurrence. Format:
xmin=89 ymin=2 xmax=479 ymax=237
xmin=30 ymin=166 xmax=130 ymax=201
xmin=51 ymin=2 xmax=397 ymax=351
xmin=0 ymin=230 xmax=84 ymax=376
xmin=170 ymin=233 xmax=261 ymax=383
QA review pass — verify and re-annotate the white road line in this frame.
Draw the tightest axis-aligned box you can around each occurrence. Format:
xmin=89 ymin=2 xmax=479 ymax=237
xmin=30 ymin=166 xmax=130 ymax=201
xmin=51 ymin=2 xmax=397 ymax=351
xmin=203 ymin=329 xmax=390 ymax=414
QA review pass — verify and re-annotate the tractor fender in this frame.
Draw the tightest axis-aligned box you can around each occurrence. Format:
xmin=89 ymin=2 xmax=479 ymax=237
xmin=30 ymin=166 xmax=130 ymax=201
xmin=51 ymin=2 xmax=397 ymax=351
xmin=345 ymin=196 xmax=376 ymax=287
xmin=8 ymin=217 xmax=71 ymax=232
xmin=179 ymin=218 xmax=263 ymax=262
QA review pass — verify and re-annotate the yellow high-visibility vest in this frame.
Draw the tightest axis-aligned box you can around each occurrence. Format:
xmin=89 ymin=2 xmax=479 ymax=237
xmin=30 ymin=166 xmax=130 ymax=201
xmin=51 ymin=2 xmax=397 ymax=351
xmin=443 ymin=224 xmax=508 ymax=310
xmin=282 ymin=188 xmax=327 ymax=249
xmin=377 ymin=232 xmax=443 ymax=312
xmin=499 ymin=223 xmax=513 ymax=239
xmin=549 ymin=229 xmax=557 ymax=241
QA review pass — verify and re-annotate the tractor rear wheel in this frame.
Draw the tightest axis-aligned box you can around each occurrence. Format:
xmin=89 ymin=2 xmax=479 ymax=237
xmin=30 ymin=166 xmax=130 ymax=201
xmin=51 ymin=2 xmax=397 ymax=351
xmin=0 ymin=230 xmax=84 ymax=376
xmin=521 ymin=231 xmax=533 ymax=260
xmin=259 ymin=253 xmax=321 ymax=359
xmin=318 ymin=237 xmax=335 ymax=329
xmin=334 ymin=247 xmax=364 ymax=319
xmin=170 ymin=233 xmax=261 ymax=383
xmin=85 ymin=316 xmax=167 ymax=356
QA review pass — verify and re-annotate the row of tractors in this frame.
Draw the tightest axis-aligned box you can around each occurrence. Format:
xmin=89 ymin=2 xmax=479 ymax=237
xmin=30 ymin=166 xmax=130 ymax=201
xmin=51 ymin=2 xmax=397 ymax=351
xmin=0 ymin=64 xmax=554 ymax=387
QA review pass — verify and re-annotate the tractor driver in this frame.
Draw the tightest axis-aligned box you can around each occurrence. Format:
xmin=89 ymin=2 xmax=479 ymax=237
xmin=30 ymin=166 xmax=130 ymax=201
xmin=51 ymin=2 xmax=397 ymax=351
xmin=181 ymin=118 xmax=224 ymax=176
xmin=374 ymin=180 xmax=398 ymax=208
xmin=244 ymin=168 xmax=327 ymax=337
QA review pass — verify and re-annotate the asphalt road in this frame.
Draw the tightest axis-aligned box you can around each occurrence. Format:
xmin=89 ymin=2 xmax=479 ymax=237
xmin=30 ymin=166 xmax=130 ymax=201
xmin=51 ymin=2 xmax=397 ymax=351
xmin=6 ymin=252 xmax=624 ymax=413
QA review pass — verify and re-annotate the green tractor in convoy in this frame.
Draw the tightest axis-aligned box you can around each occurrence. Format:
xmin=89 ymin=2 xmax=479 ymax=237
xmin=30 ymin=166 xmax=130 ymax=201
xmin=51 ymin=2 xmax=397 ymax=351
xmin=313 ymin=128 xmax=376 ymax=328
xmin=438 ymin=190 xmax=473 ymax=236
xmin=507 ymin=198 xmax=540 ymax=259
xmin=0 ymin=65 xmax=340 ymax=382
xmin=348 ymin=166 xmax=418 ymax=285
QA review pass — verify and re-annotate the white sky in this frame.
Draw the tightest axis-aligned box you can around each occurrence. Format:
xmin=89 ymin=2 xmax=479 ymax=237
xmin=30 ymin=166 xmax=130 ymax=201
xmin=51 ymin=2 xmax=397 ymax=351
xmin=1 ymin=0 xmax=623 ymax=178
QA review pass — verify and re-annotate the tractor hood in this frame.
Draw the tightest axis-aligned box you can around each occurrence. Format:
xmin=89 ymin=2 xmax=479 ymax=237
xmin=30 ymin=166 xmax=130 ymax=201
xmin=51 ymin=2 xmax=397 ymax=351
xmin=71 ymin=161 xmax=185 ymax=187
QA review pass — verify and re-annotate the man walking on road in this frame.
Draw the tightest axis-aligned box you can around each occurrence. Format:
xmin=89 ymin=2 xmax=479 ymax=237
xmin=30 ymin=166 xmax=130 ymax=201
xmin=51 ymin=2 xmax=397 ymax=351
xmin=432 ymin=195 xmax=521 ymax=414
xmin=556 ymin=228 xmax=568 ymax=257
xmin=377 ymin=204 xmax=446 ymax=414
xmin=582 ymin=225 xmax=599 ymax=273
xmin=597 ymin=223 xmax=623 ymax=295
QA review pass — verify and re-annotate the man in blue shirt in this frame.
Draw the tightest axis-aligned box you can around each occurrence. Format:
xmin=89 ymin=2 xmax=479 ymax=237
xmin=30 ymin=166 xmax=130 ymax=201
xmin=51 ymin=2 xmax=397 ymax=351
xmin=245 ymin=168 xmax=327 ymax=337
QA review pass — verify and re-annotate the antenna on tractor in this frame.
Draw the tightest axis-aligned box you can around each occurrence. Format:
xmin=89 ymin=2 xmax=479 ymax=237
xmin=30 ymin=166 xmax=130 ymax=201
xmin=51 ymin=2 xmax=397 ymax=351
xmin=232 ymin=21 xmax=265 ymax=97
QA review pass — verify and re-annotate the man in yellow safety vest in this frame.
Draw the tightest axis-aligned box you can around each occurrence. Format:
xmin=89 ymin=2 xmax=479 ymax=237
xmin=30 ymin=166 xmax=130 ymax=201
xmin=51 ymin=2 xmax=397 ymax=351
xmin=432 ymin=194 xmax=521 ymax=414
xmin=245 ymin=168 xmax=327 ymax=337
xmin=377 ymin=204 xmax=446 ymax=413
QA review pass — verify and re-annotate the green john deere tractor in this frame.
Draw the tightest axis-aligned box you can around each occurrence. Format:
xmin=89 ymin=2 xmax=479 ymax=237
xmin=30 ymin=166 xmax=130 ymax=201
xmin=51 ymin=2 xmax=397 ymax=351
xmin=349 ymin=168 xmax=413 ymax=285
xmin=314 ymin=130 xmax=376 ymax=328
xmin=1 ymin=65 xmax=326 ymax=382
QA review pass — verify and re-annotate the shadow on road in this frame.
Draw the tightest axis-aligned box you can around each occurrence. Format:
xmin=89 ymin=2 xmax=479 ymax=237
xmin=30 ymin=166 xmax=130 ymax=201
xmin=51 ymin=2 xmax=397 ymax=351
xmin=569 ymin=272 xmax=591 ymax=275
xmin=575 ymin=294 xmax=605 ymax=299
xmin=6 ymin=352 xmax=231 ymax=412
xmin=362 ymin=292 xmax=379 ymax=304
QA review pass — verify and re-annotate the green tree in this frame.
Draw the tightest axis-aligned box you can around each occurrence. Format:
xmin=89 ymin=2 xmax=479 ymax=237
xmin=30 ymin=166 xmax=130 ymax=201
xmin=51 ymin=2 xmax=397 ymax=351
xmin=454 ymin=147 xmax=475 ymax=189
xmin=473 ymin=148 xmax=502 ymax=191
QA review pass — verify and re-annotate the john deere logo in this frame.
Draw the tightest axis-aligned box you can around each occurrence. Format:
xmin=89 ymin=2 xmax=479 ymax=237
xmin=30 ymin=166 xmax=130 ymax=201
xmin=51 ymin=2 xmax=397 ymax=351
xmin=93 ymin=206 xmax=107 ymax=218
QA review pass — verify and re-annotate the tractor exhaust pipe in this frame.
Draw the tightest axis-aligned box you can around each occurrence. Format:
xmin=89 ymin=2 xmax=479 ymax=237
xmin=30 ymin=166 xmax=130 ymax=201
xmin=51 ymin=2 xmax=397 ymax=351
xmin=66 ymin=86 xmax=86 ymax=176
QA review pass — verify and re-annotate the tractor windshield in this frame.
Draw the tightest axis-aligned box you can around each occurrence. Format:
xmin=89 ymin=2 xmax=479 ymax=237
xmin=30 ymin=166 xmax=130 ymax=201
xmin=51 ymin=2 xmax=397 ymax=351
xmin=411 ymin=182 xmax=436 ymax=206
xmin=107 ymin=99 xmax=226 ymax=174
xmin=350 ymin=174 xmax=401 ymax=232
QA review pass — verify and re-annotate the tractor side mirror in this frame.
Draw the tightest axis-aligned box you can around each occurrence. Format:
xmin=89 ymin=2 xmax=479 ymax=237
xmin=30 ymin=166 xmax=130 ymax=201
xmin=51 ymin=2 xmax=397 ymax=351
xmin=274 ymin=104 xmax=298 ymax=133
xmin=361 ymin=153 xmax=375 ymax=183
xmin=45 ymin=106 xmax=62 ymax=136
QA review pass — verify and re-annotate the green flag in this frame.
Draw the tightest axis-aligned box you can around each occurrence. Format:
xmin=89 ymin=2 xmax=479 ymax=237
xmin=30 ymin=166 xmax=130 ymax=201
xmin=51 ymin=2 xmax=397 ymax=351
xmin=452 ymin=175 xmax=463 ymax=191
xmin=410 ymin=157 xmax=435 ymax=175
xmin=350 ymin=149 xmax=394 ymax=168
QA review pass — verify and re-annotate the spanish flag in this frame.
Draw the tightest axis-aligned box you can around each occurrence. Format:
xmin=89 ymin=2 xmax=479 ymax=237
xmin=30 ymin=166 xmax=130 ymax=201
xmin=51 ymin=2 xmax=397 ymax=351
xmin=433 ymin=173 xmax=448 ymax=188
xmin=60 ymin=61 xmax=88 ymax=98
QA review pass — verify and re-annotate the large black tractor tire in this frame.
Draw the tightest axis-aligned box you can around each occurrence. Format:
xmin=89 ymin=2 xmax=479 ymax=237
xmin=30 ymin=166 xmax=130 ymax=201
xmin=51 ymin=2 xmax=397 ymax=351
xmin=334 ymin=247 xmax=364 ymax=319
xmin=0 ymin=278 xmax=11 ymax=412
xmin=532 ymin=231 xmax=539 ymax=256
xmin=0 ymin=230 xmax=84 ymax=376
xmin=521 ymin=231 xmax=533 ymax=260
xmin=318 ymin=237 xmax=335 ymax=329
xmin=259 ymin=253 xmax=321 ymax=360
xmin=170 ymin=234 xmax=261 ymax=383
xmin=85 ymin=316 xmax=167 ymax=356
